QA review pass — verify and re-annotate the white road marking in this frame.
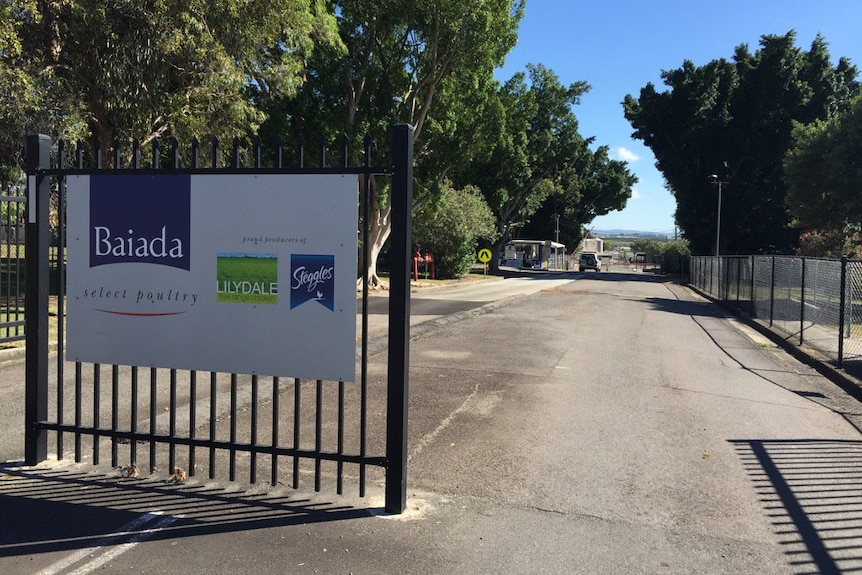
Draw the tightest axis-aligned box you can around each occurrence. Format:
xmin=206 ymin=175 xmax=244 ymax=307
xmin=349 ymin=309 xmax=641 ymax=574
xmin=36 ymin=512 xmax=178 ymax=575
xmin=407 ymin=381 xmax=481 ymax=463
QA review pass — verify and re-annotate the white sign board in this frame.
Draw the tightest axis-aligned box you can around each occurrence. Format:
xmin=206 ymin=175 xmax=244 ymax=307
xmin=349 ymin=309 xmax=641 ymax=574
xmin=66 ymin=174 xmax=358 ymax=381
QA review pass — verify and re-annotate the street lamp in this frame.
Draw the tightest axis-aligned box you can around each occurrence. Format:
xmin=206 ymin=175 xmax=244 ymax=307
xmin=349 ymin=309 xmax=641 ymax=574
xmin=709 ymin=174 xmax=728 ymax=256
xmin=553 ymin=213 xmax=560 ymax=244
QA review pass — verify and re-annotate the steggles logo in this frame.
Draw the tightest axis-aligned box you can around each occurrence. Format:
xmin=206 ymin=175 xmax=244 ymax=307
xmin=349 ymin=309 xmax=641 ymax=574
xmin=89 ymin=175 xmax=191 ymax=271
xmin=290 ymin=254 xmax=335 ymax=311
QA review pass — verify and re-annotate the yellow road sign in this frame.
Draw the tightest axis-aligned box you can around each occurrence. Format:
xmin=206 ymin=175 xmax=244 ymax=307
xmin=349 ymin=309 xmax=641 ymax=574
xmin=477 ymin=248 xmax=492 ymax=263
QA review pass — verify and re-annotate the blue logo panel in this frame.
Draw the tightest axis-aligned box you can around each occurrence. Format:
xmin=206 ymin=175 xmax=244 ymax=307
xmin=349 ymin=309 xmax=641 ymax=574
xmin=90 ymin=175 xmax=191 ymax=270
xmin=290 ymin=254 xmax=335 ymax=311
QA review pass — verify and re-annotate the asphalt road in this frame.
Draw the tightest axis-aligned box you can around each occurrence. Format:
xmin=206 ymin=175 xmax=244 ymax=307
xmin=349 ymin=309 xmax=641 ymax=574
xmin=0 ymin=274 xmax=575 ymax=463
xmin=4 ymin=269 xmax=862 ymax=574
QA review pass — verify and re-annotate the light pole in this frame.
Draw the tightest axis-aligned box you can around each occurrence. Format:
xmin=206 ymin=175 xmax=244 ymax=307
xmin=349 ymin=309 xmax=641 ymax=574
xmin=709 ymin=174 xmax=728 ymax=256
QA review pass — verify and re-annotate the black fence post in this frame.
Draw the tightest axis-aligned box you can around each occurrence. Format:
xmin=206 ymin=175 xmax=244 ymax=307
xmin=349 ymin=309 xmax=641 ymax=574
xmin=25 ymin=134 xmax=51 ymax=465
xmin=725 ymin=257 xmax=730 ymax=301
xmin=385 ymin=124 xmax=413 ymax=514
xmin=710 ymin=258 xmax=715 ymax=296
xmin=750 ymin=256 xmax=756 ymax=317
xmin=800 ymin=258 xmax=806 ymax=345
xmin=770 ymin=256 xmax=776 ymax=327
xmin=839 ymin=256 xmax=847 ymax=368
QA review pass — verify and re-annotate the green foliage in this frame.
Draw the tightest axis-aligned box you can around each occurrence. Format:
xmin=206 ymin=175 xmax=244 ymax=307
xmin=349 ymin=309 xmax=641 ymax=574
xmin=630 ymin=238 xmax=664 ymax=257
xmin=458 ymin=64 xmax=628 ymax=265
xmin=521 ymin=144 xmax=636 ymax=248
xmin=0 ymin=0 xmax=636 ymax=283
xmin=661 ymin=239 xmax=691 ymax=257
xmin=3 ymin=0 xmax=341 ymax=159
xmin=796 ymin=229 xmax=862 ymax=259
xmin=413 ymin=184 xmax=497 ymax=278
xmin=0 ymin=165 xmax=25 ymax=224
xmin=625 ymin=32 xmax=860 ymax=256
xmin=268 ymin=0 xmax=524 ymax=163
xmin=258 ymin=0 xmax=524 ymax=283
xmin=785 ymin=94 xmax=862 ymax=232
xmin=0 ymin=0 xmax=71 ymax=172
xmin=660 ymin=239 xmax=691 ymax=274
xmin=624 ymin=237 xmax=690 ymax=273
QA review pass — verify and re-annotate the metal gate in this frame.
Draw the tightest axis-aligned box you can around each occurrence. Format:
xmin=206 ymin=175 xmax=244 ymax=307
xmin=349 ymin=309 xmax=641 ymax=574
xmin=0 ymin=180 xmax=26 ymax=344
xmin=24 ymin=126 xmax=413 ymax=514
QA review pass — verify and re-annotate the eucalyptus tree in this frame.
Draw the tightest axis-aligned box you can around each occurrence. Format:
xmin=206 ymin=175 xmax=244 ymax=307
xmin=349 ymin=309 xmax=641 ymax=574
xmin=459 ymin=64 xmax=634 ymax=270
xmin=269 ymin=0 xmax=525 ymax=286
xmin=521 ymin=144 xmax=636 ymax=249
xmin=462 ymin=65 xmax=584 ymax=268
xmin=0 ymin=0 xmax=65 ymax=181
xmin=4 ymin=0 xmax=341 ymax=158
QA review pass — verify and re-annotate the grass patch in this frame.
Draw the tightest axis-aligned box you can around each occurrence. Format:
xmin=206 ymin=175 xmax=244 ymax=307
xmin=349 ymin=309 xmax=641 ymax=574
xmin=0 ymin=307 xmax=24 ymax=340
xmin=0 ymin=296 xmax=61 ymax=349
xmin=0 ymin=244 xmax=66 ymax=260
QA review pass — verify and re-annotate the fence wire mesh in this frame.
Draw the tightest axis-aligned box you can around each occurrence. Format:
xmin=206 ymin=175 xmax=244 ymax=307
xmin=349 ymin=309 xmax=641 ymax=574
xmin=802 ymin=258 xmax=842 ymax=361
xmin=845 ymin=262 xmax=862 ymax=369
xmin=752 ymin=256 xmax=773 ymax=321
xmin=772 ymin=256 xmax=803 ymax=341
xmin=691 ymin=255 xmax=862 ymax=380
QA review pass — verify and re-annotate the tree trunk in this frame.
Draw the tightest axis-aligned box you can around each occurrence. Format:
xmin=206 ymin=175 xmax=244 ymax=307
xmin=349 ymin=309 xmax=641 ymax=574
xmin=489 ymin=222 xmax=512 ymax=275
xmin=358 ymin=200 xmax=392 ymax=290
xmin=489 ymin=239 xmax=503 ymax=275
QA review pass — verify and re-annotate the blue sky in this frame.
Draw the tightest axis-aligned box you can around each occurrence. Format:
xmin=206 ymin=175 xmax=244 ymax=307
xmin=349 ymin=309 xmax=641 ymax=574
xmin=495 ymin=1 xmax=862 ymax=235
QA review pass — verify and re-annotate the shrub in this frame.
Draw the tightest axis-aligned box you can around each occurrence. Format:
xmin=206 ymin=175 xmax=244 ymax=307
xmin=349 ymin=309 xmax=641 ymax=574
xmin=413 ymin=184 xmax=497 ymax=279
xmin=797 ymin=229 xmax=862 ymax=259
xmin=661 ymin=239 xmax=690 ymax=274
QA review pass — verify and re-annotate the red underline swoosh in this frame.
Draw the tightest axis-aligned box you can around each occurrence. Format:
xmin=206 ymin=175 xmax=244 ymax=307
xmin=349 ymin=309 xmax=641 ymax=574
xmin=94 ymin=309 xmax=186 ymax=317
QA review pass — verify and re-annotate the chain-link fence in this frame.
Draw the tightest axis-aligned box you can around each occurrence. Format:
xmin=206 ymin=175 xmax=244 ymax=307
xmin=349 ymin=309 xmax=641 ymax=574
xmin=691 ymin=255 xmax=862 ymax=379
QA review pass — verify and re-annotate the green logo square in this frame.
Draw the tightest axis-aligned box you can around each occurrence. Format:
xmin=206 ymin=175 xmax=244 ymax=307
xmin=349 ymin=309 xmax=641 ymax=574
xmin=216 ymin=253 xmax=278 ymax=304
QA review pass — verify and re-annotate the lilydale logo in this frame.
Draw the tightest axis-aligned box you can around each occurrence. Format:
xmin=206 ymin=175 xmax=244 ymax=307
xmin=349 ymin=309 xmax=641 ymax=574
xmin=290 ymin=254 xmax=335 ymax=311
xmin=90 ymin=175 xmax=191 ymax=271
xmin=217 ymin=253 xmax=278 ymax=305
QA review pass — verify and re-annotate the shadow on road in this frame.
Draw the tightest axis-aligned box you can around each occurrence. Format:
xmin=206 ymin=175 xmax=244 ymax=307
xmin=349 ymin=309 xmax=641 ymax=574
xmin=0 ymin=463 xmax=372 ymax=558
xmin=362 ymin=296 xmax=489 ymax=316
xmin=545 ymin=270 xmax=678 ymax=283
xmin=730 ymin=439 xmax=862 ymax=575
xmin=641 ymin=296 xmax=728 ymax=318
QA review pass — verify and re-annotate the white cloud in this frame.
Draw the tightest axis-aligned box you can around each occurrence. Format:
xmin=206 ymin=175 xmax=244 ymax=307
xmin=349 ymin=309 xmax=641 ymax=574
xmin=630 ymin=187 xmax=642 ymax=200
xmin=615 ymin=147 xmax=640 ymax=162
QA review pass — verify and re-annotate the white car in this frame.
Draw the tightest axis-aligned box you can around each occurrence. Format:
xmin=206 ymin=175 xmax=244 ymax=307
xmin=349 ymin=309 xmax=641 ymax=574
xmin=578 ymin=252 xmax=601 ymax=272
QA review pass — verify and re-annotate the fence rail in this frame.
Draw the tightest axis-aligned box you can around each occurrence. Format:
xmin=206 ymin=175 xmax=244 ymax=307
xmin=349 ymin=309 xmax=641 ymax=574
xmin=690 ymin=255 xmax=862 ymax=378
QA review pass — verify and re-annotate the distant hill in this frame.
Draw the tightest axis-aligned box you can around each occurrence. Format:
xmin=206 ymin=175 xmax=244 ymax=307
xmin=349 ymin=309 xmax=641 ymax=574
xmin=593 ymin=230 xmax=672 ymax=240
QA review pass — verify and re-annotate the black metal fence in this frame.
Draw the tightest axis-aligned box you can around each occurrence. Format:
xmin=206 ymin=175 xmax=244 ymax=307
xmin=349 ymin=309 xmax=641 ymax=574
xmin=24 ymin=127 xmax=414 ymax=513
xmin=0 ymin=179 xmax=27 ymax=344
xmin=690 ymin=255 xmax=862 ymax=377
